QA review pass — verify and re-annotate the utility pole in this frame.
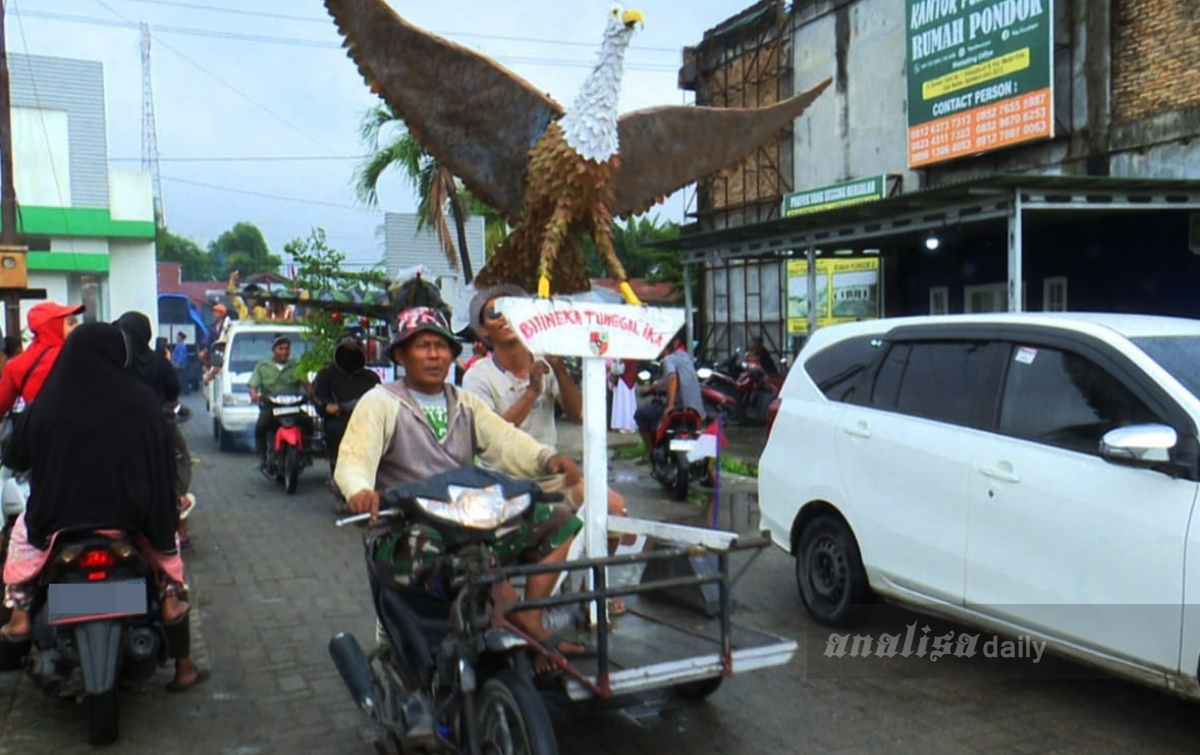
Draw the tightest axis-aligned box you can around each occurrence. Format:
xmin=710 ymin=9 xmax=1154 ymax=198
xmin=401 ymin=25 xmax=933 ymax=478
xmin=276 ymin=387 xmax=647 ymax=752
xmin=0 ymin=0 xmax=42 ymax=347
xmin=0 ymin=0 xmax=14 ymax=246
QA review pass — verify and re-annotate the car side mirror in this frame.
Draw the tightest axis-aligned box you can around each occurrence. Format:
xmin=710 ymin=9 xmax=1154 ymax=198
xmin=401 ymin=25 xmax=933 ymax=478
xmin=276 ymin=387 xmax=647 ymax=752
xmin=1100 ymin=424 xmax=1177 ymax=467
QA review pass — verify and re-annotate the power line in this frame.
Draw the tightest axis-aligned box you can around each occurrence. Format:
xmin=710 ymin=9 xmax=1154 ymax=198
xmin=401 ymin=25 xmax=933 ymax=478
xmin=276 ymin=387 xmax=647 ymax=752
xmin=110 ymin=154 xmax=367 ymax=163
xmin=86 ymin=1 xmax=341 ymax=152
xmin=161 ymin=174 xmax=380 ymax=212
xmin=106 ymin=0 xmax=683 ymax=53
xmin=20 ymin=9 xmax=680 ymax=73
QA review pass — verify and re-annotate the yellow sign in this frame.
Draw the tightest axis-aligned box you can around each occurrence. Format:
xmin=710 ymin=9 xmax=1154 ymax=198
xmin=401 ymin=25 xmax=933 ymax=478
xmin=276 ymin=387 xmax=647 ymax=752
xmin=921 ymin=49 xmax=1031 ymax=100
xmin=786 ymin=257 xmax=880 ymax=334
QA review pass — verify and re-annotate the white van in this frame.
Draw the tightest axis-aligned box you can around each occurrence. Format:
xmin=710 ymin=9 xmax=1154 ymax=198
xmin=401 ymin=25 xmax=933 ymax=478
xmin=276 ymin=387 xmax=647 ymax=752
xmin=208 ymin=322 xmax=316 ymax=452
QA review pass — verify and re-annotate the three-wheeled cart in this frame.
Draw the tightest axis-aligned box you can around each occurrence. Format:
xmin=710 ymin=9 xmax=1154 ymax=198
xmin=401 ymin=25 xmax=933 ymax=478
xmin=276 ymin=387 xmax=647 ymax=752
xmin=489 ymin=295 xmax=798 ymax=705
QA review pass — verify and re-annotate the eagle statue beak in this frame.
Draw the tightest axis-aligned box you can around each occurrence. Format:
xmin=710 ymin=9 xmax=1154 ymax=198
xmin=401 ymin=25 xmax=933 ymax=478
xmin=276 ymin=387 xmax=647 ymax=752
xmin=623 ymin=9 xmax=645 ymax=29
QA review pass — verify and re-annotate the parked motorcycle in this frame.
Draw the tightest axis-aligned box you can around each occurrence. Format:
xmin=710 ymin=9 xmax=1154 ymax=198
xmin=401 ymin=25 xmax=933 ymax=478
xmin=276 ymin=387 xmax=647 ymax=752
xmin=698 ymin=351 xmax=782 ymax=427
xmin=638 ymin=369 xmax=709 ymax=500
xmin=262 ymin=394 xmax=322 ymax=495
xmin=329 ymin=467 xmax=564 ymax=755
xmin=1 ymin=528 xmax=177 ymax=745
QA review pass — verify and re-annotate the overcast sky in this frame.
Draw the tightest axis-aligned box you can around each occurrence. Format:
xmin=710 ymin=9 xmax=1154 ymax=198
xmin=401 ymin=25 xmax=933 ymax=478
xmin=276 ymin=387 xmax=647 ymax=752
xmin=10 ymin=0 xmax=761 ymax=272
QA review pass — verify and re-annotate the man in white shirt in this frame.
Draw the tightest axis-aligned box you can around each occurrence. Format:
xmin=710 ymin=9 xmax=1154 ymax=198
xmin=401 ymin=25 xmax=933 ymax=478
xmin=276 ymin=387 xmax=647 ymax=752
xmin=462 ymin=285 xmax=634 ymax=603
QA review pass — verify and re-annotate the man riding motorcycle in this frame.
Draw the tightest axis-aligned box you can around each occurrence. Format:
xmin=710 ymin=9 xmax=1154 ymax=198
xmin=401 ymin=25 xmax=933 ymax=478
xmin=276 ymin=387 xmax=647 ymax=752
xmin=248 ymin=334 xmax=313 ymax=475
xmin=334 ymin=306 xmax=590 ymax=670
xmin=312 ymin=333 xmax=380 ymax=480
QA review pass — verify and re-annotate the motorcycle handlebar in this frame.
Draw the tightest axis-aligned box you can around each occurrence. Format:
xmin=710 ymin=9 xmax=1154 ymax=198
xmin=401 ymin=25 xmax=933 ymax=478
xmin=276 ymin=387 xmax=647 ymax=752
xmin=333 ymin=488 xmax=565 ymax=528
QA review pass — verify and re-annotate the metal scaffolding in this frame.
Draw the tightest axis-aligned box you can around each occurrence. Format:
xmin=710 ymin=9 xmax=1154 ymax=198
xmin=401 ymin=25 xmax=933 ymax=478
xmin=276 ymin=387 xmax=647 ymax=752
xmin=677 ymin=0 xmax=795 ymax=361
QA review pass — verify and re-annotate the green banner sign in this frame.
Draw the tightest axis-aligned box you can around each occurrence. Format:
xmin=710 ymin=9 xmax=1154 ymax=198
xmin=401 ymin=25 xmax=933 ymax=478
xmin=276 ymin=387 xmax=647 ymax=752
xmin=905 ymin=0 xmax=1053 ymax=168
xmin=783 ymin=175 xmax=887 ymax=217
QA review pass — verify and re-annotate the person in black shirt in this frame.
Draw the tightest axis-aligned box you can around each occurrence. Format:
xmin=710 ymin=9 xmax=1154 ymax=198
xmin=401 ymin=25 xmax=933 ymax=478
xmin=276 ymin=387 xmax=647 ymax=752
xmin=747 ymin=335 xmax=779 ymax=377
xmin=312 ymin=334 xmax=381 ymax=479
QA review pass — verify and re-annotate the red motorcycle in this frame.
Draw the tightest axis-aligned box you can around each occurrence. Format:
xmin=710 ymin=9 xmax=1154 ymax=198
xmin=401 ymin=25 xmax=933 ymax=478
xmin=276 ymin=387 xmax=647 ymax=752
xmin=262 ymin=394 xmax=322 ymax=495
xmin=639 ymin=369 xmax=709 ymax=500
xmin=699 ymin=353 xmax=782 ymax=427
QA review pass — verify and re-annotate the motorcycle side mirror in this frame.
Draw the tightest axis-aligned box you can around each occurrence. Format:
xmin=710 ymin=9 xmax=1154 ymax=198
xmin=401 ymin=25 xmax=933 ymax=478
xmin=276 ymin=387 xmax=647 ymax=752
xmin=697 ymin=367 xmax=713 ymax=380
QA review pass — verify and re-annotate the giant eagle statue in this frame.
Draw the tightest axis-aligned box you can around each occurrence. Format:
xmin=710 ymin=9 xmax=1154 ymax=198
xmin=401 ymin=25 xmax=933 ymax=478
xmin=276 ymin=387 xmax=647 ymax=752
xmin=325 ymin=0 xmax=833 ymax=305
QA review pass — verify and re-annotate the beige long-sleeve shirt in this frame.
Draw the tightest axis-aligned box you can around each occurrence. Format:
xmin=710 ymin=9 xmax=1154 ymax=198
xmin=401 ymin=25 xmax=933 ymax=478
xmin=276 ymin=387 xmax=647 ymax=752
xmin=333 ymin=380 xmax=559 ymax=498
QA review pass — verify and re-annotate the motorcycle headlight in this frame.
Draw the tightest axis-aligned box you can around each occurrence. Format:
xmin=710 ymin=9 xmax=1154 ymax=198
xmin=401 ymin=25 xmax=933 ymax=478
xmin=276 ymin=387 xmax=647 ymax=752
xmin=415 ymin=485 xmax=531 ymax=530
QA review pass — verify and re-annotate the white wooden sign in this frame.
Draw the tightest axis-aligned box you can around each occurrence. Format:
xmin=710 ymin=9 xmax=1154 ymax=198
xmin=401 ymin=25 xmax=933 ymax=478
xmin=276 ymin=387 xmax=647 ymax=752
xmin=494 ymin=296 xmax=685 ymax=360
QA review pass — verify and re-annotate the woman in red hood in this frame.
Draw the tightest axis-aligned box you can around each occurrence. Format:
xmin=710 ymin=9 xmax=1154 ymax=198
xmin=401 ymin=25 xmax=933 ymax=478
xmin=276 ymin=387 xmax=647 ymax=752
xmin=0 ymin=302 xmax=84 ymax=416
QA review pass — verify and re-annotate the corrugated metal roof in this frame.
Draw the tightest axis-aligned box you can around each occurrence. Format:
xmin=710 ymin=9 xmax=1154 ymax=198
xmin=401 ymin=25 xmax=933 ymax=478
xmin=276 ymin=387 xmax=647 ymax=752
xmin=384 ymin=212 xmax=486 ymax=281
xmin=10 ymin=53 xmax=109 ymax=209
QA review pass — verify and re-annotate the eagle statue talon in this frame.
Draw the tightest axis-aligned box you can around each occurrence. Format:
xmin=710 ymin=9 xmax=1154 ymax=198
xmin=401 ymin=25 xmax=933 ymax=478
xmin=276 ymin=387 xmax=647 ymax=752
xmin=618 ymin=281 xmax=643 ymax=307
xmin=324 ymin=1 xmax=832 ymax=304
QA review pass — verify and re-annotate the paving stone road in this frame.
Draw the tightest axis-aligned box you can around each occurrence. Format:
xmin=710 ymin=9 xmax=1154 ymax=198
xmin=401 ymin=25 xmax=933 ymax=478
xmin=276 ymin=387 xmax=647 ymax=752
xmin=1 ymin=395 xmax=1198 ymax=754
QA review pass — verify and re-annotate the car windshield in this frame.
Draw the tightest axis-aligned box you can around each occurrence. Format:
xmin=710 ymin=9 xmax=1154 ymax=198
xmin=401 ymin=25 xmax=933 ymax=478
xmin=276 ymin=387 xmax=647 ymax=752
xmin=1130 ymin=335 xmax=1200 ymax=400
xmin=228 ymin=332 xmax=312 ymax=374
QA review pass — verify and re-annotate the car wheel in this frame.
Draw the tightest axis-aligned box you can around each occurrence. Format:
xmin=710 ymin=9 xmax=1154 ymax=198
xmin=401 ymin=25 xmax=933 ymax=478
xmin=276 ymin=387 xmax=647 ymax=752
xmin=217 ymin=424 xmax=237 ymax=453
xmin=795 ymin=514 xmax=871 ymax=628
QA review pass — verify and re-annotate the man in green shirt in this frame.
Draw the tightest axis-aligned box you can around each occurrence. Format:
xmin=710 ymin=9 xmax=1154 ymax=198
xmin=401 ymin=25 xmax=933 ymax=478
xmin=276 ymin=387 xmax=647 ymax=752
xmin=248 ymin=334 xmax=312 ymax=470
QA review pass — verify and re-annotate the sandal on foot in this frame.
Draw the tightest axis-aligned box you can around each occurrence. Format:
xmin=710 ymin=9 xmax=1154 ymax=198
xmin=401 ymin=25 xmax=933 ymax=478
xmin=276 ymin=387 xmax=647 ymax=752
xmin=166 ymin=668 xmax=210 ymax=693
xmin=536 ymin=631 xmax=595 ymax=659
xmin=0 ymin=625 xmax=31 ymax=643
xmin=161 ymin=601 xmax=191 ymax=626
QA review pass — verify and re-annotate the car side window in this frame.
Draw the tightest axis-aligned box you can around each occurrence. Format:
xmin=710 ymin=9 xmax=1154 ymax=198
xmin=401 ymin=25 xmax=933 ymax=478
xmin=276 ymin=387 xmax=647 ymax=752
xmin=870 ymin=343 xmax=910 ymax=408
xmin=997 ymin=344 xmax=1161 ymax=455
xmin=803 ymin=335 xmax=882 ymax=403
xmin=890 ymin=341 xmax=992 ymax=427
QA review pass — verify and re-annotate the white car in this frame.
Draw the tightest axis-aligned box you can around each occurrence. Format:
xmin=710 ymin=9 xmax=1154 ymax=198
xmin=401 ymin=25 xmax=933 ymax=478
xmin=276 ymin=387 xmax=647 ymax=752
xmin=759 ymin=312 xmax=1200 ymax=700
xmin=208 ymin=322 xmax=316 ymax=452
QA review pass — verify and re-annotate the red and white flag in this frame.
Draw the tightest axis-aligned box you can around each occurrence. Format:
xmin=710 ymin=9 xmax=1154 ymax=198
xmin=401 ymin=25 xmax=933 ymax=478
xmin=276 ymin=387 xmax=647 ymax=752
xmin=686 ymin=419 xmax=727 ymax=462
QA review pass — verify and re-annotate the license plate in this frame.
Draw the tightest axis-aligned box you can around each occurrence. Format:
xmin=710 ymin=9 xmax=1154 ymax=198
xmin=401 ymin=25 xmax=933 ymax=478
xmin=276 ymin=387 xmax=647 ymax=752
xmin=48 ymin=580 xmax=147 ymax=625
xmin=669 ymin=439 xmax=696 ymax=451
xmin=273 ymin=406 xmax=301 ymax=416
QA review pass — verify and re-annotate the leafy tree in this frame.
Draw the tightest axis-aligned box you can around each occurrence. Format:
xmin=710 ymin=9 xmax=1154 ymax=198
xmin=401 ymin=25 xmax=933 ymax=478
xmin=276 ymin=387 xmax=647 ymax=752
xmin=208 ymin=221 xmax=281 ymax=278
xmin=353 ymin=105 xmax=509 ymax=277
xmin=581 ymin=215 xmax=681 ymax=278
xmin=156 ymin=227 xmax=219 ymax=281
xmin=286 ymin=227 xmax=388 ymax=376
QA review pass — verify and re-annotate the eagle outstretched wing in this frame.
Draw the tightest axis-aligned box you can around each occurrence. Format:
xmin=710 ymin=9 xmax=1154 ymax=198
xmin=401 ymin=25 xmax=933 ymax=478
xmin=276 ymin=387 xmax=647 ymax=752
xmin=324 ymin=0 xmax=565 ymax=223
xmin=610 ymin=77 xmax=834 ymax=219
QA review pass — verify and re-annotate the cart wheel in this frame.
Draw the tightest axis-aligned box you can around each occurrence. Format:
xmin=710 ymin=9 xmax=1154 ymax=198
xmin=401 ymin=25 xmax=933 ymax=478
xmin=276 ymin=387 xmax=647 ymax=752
xmin=673 ymin=676 xmax=723 ymax=701
xmin=476 ymin=670 xmax=558 ymax=755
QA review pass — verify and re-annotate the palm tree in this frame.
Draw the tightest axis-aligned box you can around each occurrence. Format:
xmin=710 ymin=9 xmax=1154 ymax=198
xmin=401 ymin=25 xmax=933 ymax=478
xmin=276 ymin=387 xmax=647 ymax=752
xmin=354 ymin=105 xmax=508 ymax=283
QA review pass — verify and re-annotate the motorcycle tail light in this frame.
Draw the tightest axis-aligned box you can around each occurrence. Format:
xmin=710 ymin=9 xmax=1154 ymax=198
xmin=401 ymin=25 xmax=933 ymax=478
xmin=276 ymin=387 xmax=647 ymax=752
xmin=87 ymin=571 xmax=109 ymax=582
xmin=79 ymin=549 xmax=117 ymax=571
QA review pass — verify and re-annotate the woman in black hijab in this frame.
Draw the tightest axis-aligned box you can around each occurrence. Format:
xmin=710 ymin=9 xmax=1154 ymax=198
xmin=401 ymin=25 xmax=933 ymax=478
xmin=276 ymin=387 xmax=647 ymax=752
xmin=0 ymin=321 xmax=208 ymax=691
xmin=115 ymin=311 xmax=179 ymax=403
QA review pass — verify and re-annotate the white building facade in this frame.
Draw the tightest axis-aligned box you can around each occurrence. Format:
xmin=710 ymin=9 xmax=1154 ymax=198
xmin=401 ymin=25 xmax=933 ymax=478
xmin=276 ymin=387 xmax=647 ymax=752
xmin=9 ymin=53 xmax=158 ymax=338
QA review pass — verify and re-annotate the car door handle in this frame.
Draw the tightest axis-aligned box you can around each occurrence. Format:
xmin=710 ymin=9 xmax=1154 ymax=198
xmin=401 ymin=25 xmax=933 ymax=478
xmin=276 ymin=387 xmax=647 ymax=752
xmin=979 ymin=466 xmax=1020 ymax=483
xmin=843 ymin=423 xmax=871 ymax=439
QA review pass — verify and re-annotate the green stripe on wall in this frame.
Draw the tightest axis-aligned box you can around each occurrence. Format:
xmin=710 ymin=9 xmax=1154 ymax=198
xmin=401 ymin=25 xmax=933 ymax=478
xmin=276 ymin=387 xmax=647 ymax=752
xmin=0 ymin=206 xmax=155 ymax=239
xmin=26 ymin=252 xmax=110 ymax=273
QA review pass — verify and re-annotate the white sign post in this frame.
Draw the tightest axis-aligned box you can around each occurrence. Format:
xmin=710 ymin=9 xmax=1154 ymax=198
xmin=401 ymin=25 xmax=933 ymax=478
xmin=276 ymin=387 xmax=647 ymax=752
xmin=495 ymin=296 xmax=685 ymax=625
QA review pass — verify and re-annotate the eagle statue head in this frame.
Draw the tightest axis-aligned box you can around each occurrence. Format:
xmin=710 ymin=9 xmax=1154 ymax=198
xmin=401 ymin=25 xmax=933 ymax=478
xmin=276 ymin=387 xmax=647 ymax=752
xmin=558 ymin=4 xmax=645 ymax=164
